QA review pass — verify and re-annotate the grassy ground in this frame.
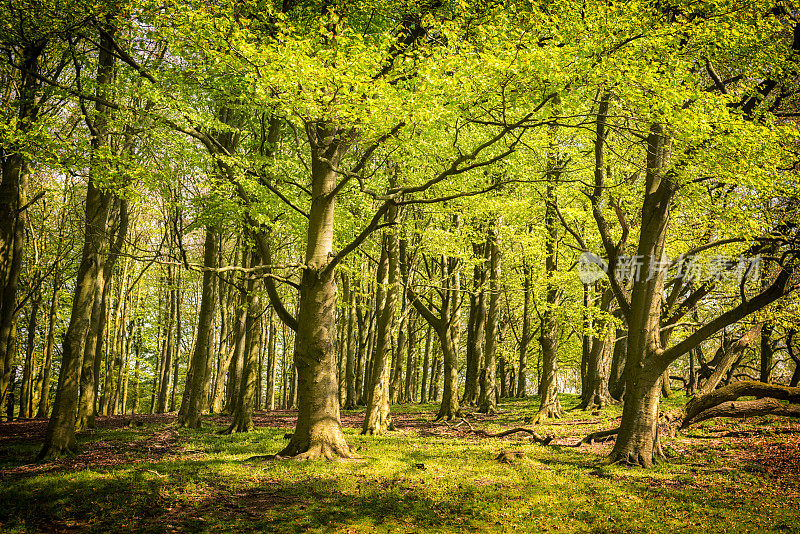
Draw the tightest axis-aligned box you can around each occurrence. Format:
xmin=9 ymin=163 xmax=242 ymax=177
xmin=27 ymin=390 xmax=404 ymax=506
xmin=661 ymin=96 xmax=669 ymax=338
xmin=1 ymin=394 xmax=799 ymax=533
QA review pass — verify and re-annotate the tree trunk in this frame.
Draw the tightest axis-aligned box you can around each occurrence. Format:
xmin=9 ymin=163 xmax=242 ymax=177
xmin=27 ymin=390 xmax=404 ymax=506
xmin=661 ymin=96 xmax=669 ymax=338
xmin=463 ymin=242 xmax=487 ymax=406
xmin=389 ymin=305 xmax=405 ymax=404
xmin=579 ymin=287 xmax=614 ymax=410
xmin=403 ymin=311 xmax=416 ymax=403
xmin=20 ymin=291 xmax=40 ymax=418
xmin=278 ymin=122 xmax=351 ymax=459
xmin=222 ymin=243 xmax=261 ymax=434
xmin=760 ymin=324 xmax=774 ymax=383
xmin=343 ymin=275 xmax=357 ymax=409
xmin=608 ymin=327 xmax=627 ymax=401
xmin=211 ymin=266 xmax=234 ymax=413
xmin=178 ymin=225 xmax=218 ymax=428
xmin=605 ymin=124 xmax=673 ymax=467
xmin=225 ymin=285 xmax=248 ymax=414
xmin=36 ymin=268 xmax=60 ymax=418
xmin=156 ymin=264 xmax=176 ymax=413
xmin=420 ymin=325 xmax=431 ymax=403
xmin=533 ymin=150 xmax=564 ymax=423
xmin=431 ymin=345 xmax=441 ymax=402
xmin=0 ymin=42 xmax=42 ymax=404
xmin=169 ymin=269 xmax=182 ymax=412
xmin=479 ymin=228 xmax=501 ymax=413
xmin=517 ymin=266 xmax=533 ymax=398
xmin=362 ymin=208 xmax=399 ymax=435
xmin=38 ymin=25 xmax=117 ymax=458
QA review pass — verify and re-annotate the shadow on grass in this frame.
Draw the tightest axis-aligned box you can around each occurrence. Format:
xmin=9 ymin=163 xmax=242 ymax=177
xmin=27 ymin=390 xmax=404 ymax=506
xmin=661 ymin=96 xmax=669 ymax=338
xmin=0 ymin=456 xmax=491 ymax=533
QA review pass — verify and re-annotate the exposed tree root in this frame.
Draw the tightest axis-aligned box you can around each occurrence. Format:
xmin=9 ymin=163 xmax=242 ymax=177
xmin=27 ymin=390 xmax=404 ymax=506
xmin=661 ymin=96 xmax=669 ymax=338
xmin=249 ymin=440 xmax=361 ymax=462
xmin=601 ymin=449 xmax=662 ymax=469
xmin=433 ymin=408 xmax=462 ymax=422
xmin=455 ymin=418 xmax=555 ymax=444
xmin=36 ymin=444 xmax=77 ymax=462
xmin=529 ymin=404 xmax=563 ymax=425
xmin=579 ymin=427 xmax=619 ymax=445
xmin=577 ymin=393 xmax=615 ymax=412
xmin=600 ymin=426 xmax=664 ymax=468
xmin=218 ymin=419 xmax=254 ymax=435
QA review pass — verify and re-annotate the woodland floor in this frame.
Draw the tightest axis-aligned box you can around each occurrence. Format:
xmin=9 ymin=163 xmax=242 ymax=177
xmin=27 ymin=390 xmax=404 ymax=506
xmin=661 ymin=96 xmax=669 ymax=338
xmin=1 ymin=393 xmax=799 ymax=533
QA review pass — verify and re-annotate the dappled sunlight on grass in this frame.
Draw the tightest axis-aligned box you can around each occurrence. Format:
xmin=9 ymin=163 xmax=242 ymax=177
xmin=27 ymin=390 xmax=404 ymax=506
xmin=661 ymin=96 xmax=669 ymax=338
xmin=1 ymin=395 xmax=799 ymax=532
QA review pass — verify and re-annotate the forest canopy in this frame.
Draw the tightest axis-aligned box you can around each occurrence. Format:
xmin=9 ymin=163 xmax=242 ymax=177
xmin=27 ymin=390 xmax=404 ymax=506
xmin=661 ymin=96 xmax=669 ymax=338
xmin=1 ymin=0 xmax=799 ymax=483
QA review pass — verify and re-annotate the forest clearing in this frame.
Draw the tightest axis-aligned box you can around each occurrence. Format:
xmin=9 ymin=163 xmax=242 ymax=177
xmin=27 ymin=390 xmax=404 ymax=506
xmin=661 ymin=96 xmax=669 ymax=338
xmin=2 ymin=0 xmax=800 ymax=532
xmin=2 ymin=395 xmax=800 ymax=533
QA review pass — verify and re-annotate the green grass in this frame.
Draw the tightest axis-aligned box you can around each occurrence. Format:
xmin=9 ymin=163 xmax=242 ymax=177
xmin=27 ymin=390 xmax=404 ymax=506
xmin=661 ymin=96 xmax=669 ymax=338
xmin=1 ymin=395 xmax=798 ymax=533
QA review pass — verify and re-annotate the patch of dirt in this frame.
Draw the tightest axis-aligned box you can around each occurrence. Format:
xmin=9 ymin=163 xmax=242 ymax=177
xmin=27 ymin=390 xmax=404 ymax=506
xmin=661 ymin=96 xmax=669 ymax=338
xmin=0 ymin=416 xmax=183 ymax=480
xmin=735 ymin=432 xmax=800 ymax=476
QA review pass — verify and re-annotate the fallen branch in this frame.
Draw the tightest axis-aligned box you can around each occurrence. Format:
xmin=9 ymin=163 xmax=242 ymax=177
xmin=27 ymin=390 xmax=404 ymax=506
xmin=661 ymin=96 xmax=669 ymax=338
xmin=683 ymin=398 xmax=800 ymax=428
xmin=579 ymin=427 xmax=619 ymax=445
xmin=682 ymin=381 xmax=800 ymax=428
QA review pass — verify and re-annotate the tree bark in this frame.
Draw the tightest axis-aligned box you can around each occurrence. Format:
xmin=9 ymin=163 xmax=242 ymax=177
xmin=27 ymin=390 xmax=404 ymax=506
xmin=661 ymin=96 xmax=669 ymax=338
xmin=362 ymin=205 xmax=399 ymax=435
xmin=343 ymin=274 xmax=357 ymax=409
xmin=178 ymin=225 xmax=219 ymax=428
xmin=579 ymin=287 xmax=614 ymax=410
xmin=35 ymin=267 xmax=60 ymax=418
xmin=605 ymin=124 xmax=673 ymax=467
xmin=38 ymin=25 xmax=117 ymax=459
xmin=20 ymin=290 xmax=41 ymax=418
xmin=479 ymin=227 xmax=501 ymax=413
xmin=464 ymin=242 xmax=487 ymax=406
xmin=403 ymin=311 xmax=417 ymax=403
xmin=277 ymin=122 xmax=352 ymax=459
xmin=0 ymin=42 xmax=43 ymax=403
xmin=222 ymin=243 xmax=261 ymax=434
xmin=532 ymin=129 xmax=564 ymax=424
xmin=420 ymin=325 xmax=431 ymax=403
xmin=517 ymin=266 xmax=533 ymax=398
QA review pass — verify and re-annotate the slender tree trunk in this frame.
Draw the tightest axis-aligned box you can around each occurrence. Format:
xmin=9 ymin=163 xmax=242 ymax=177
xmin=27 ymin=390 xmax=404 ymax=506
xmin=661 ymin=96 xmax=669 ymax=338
xmin=760 ymin=324 xmax=774 ymax=384
xmin=431 ymin=346 xmax=441 ymax=402
xmin=420 ymin=325 xmax=431 ymax=403
xmin=225 ymin=286 xmax=248 ymax=414
xmin=266 ymin=313 xmax=277 ymax=410
xmin=343 ymin=275 xmax=357 ymax=409
xmin=389 ymin=306 xmax=406 ymax=404
xmin=94 ymin=272 xmax=114 ymax=418
xmin=463 ymin=242 xmax=486 ymax=406
xmin=222 ymin=243 xmax=261 ymax=434
xmin=517 ymin=267 xmax=533 ymax=397
xmin=36 ymin=268 xmax=60 ymax=418
xmin=403 ymin=311 xmax=416 ymax=403
xmin=156 ymin=265 xmax=176 ymax=413
xmin=169 ymin=270 xmax=182 ymax=412
xmin=211 ymin=271 xmax=234 ymax=413
xmin=533 ymin=125 xmax=564 ymax=423
xmin=178 ymin=226 xmax=219 ymax=428
xmin=20 ymin=291 xmax=40 ymax=418
xmin=479 ymin=228 xmax=501 ymax=413
xmin=362 ymin=208 xmax=399 ymax=434
xmin=131 ymin=322 xmax=142 ymax=414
